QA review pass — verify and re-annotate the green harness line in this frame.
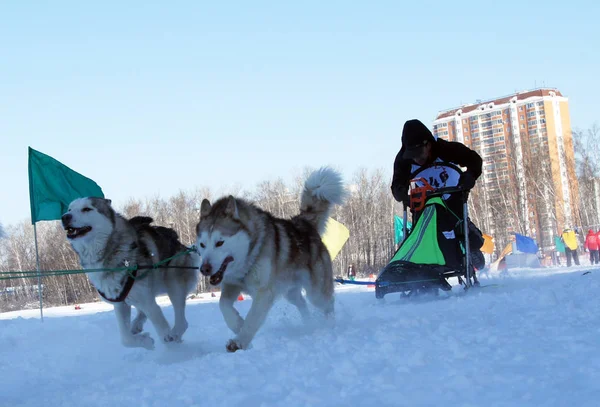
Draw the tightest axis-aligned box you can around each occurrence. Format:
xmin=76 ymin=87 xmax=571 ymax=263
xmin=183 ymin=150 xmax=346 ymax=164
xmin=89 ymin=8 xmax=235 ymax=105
xmin=0 ymin=246 xmax=199 ymax=281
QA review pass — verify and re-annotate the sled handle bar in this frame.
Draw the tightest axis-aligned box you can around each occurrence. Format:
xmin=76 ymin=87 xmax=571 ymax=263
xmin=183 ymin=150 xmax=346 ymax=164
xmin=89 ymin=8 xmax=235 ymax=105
xmin=426 ymin=186 xmax=468 ymax=198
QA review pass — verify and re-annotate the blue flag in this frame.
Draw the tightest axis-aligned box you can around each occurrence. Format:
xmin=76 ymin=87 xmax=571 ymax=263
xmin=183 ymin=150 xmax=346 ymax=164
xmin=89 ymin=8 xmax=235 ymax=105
xmin=514 ymin=233 xmax=538 ymax=254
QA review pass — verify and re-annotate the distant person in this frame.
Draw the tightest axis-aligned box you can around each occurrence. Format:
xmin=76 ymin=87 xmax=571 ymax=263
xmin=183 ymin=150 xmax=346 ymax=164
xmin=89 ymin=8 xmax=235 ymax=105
xmin=347 ymin=264 xmax=357 ymax=281
xmin=561 ymin=228 xmax=580 ymax=267
xmin=584 ymin=229 xmax=600 ymax=265
xmin=553 ymin=235 xmax=565 ymax=266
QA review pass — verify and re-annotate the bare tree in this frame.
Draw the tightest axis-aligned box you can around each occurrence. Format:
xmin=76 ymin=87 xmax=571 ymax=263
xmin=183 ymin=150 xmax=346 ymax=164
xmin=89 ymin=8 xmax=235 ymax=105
xmin=573 ymin=124 xmax=600 ymax=230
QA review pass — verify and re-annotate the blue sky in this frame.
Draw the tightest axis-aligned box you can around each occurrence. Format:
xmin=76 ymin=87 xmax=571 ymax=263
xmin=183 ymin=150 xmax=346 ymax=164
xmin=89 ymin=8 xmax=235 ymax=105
xmin=1 ymin=1 xmax=598 ymax=227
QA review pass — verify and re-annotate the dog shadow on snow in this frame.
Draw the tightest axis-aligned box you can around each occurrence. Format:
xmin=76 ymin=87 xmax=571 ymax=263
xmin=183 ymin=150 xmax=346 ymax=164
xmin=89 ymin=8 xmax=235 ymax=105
xmin=133 ymin=300 xmax=331 ymax=365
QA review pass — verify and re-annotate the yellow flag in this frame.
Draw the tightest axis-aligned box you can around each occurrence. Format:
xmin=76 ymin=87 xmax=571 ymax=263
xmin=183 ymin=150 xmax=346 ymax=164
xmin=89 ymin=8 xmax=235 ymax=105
xmin=490 ymin=242 xmax=513 ymax=270
xmin=321 ymin=218 xmax=350 ymax=260
xmin=481 ymin=234 xmax=495 ymax=254
xmin=499 ymin=242 xmax=513 ymax=259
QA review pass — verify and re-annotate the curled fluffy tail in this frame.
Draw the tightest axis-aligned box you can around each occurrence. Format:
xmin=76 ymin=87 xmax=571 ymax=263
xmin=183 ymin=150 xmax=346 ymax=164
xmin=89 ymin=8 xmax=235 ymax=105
xmin=299 ymin=167 xmax=345 ymax=234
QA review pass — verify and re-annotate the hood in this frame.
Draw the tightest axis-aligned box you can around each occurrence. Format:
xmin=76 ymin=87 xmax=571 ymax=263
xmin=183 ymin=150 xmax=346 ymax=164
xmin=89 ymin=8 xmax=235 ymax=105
xmin=400 ymin=119 xmax=437 ymax=159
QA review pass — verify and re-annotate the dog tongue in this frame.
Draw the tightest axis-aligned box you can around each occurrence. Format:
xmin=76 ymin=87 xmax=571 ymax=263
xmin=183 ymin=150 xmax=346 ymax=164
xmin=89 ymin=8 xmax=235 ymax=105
xmin=209 ymin=256 xmax=234 ymax=286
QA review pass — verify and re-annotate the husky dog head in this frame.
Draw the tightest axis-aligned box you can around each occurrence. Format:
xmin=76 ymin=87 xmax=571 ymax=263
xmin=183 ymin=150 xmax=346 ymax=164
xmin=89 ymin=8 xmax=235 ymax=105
xmin=195 ymin=196 xmax=251 ymax=285
xmin=61 ymin=197 xmax=115 ymax=247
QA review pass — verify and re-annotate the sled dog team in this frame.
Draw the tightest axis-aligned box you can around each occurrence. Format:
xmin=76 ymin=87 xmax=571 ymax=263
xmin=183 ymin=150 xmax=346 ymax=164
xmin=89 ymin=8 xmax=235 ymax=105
xmin=61 ymin=167 xmax=345 ymax=352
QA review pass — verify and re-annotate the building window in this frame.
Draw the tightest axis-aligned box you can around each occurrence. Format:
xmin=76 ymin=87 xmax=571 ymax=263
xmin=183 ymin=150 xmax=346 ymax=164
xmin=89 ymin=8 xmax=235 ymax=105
xmin=521 ymin=124 xmax=525 ymax=129
xmin=520 ymin=115 xmax=524 ymax=120
xmin=541 ymin=118 xmax=546 ymax=124
xmin=527 ymin=103 xmax=535 ymax=109
xmin=519 ymin=106 xmax=523 ymax=111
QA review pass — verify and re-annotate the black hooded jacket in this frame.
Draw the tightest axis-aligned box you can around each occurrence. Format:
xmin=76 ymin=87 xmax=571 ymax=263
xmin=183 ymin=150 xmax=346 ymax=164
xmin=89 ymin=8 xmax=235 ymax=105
xmin=391 ymin=134 xmax=483 ymax=203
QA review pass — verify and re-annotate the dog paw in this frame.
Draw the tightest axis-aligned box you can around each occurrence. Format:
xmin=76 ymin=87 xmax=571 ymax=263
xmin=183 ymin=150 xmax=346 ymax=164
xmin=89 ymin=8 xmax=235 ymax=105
xmin=226 ymin=339 xmax=244 ymax=353
xmin=163 ymin=332 xmax=183 ymax=344
xmin=168 ymin=321 xmax=188 ymax=340
xmin=130 ymin=312 xmax=147 ymax=335
xmin=131 ymin=322 xmax=144 ymax=335
xmin=123 ymin=332 xmax=155 ymax=350
xmin=136 ymin=332 xmax=155 ymax=350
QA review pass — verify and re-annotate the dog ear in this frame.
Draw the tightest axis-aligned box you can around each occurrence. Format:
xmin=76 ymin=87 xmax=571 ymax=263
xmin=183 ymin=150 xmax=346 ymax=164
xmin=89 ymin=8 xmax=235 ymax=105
xmin=200 ymin=199 xmax=212 ymax=218
xmin=225 ymin=196 xmax=239 ymax=219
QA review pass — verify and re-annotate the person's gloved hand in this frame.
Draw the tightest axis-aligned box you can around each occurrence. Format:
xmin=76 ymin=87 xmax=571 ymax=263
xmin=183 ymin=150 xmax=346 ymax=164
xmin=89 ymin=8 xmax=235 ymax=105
xmin=458 ymin=172 xmax=477 ymax=191
xmin=400 ymin=187 xmax=410 ymax=207
xmin=402 ymin=195 xmax=410 ymax=207
xmin=394 ymin=186 xmax=410 ymax=207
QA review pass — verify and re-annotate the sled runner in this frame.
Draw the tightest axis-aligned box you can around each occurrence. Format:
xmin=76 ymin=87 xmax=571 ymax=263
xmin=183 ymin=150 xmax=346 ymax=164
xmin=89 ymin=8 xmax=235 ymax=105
xmin=376 ymin=163 xmax=483 ymax=299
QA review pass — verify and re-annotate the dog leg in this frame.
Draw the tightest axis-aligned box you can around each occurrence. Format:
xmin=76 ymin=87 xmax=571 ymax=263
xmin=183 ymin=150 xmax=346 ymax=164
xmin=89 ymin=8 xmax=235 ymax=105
xmin=114 ymin=302 xmax=155 ymax=350
xmin=227 ymin=288 xmax=275 ymax=352
xmin=131 ymin=310 xmax=147 ymax=335
xmin=166 ymin=281 xmax=188 ymax=343
xmin=306 ymin=287 xmax=335 ymax=319
xmin=306 ymin=263 xmax=335 ymax=318
xmin=285 ymin=286 xmax=310 ymax=322
xmin=140 ymin=300 xmax=174 ymax=344
xmin=219 ymin=283 xmax=244 ymax=335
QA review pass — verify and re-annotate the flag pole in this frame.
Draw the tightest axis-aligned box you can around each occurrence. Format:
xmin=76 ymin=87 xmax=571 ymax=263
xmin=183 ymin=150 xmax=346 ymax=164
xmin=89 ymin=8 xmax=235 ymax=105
xmin=27 ymin=146 xmax=105 ymax=322
xmin=33 ymin=222 xmax=44 ymax=322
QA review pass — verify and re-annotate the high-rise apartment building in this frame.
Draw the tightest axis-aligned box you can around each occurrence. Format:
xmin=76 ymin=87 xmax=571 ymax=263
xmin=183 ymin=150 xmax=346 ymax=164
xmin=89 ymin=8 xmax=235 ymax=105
xmin=432 ymin=88 xmax=579 ymax=250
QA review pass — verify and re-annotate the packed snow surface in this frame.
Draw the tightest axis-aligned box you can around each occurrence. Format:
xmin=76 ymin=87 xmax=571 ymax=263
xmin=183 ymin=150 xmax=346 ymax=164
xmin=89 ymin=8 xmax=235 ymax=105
xmin=1 ymin=265 xmax=599 ymax=407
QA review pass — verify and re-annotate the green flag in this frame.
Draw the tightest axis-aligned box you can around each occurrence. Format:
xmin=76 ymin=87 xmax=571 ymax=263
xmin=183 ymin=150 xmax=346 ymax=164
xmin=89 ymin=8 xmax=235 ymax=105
xmin=393 ymin=215 xmax=412 ymax=245
xmin=28 ymin=147 xmax=104 ymax=224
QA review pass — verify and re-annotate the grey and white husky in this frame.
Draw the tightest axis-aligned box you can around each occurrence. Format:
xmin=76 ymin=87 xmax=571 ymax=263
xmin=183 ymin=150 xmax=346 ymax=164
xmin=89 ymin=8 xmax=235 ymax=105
xmin=195 ymin=167 xmax=345 ymax=352
xmin=62 ymin=197 xmax=199 ymax=350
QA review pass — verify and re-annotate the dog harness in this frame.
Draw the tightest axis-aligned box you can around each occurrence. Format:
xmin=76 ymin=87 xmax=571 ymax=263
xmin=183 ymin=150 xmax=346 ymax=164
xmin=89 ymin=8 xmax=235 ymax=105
xmin=96 ymin=242 xmax=141 ymax=303
xmin=97 ymin=268 xmax=138 ymax=303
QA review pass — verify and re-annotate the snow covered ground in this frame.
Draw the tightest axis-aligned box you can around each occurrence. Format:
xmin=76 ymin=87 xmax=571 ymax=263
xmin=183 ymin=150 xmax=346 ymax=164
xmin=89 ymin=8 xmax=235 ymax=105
xmin=1 ymin=265 xmax=600 ymax=407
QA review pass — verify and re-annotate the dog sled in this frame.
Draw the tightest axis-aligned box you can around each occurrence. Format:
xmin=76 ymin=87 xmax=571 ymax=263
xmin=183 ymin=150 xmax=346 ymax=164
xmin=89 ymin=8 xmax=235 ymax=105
xmin=375 ymin=163 xmax=483 ymax=299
